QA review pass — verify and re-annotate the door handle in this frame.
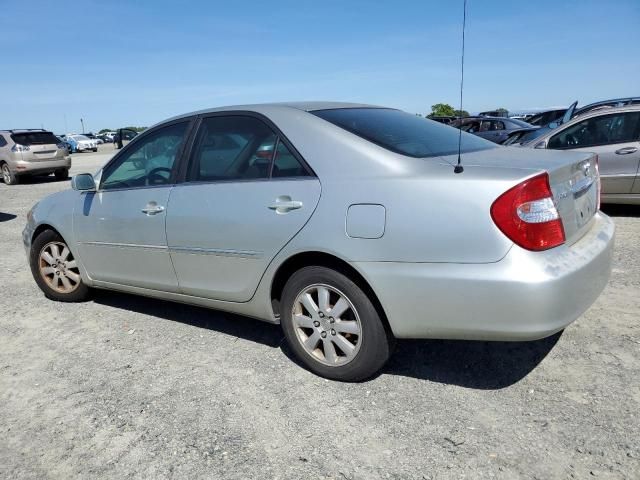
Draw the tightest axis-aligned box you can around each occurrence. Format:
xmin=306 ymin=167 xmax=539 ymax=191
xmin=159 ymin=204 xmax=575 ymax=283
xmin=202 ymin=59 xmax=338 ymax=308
xmin=615 ymin=147 xmax=638 ymax=155
xmin=141 ymin=203 xmax=165 ymax=215
xmin=268 ymin=196 xmax=303 ymax=214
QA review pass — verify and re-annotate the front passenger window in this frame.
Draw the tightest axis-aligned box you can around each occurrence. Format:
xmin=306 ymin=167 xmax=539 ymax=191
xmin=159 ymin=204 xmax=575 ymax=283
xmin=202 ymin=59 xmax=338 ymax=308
xmin=101 ymin=122 xmax=188 ymax=190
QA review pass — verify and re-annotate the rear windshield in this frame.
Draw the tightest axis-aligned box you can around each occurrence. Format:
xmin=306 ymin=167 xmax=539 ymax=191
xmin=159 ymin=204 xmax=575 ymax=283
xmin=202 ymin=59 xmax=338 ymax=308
xmin=11 ymin=131 xmax=60 ymax=146
xmin=312 ymin=108 xmax=495 ymax=158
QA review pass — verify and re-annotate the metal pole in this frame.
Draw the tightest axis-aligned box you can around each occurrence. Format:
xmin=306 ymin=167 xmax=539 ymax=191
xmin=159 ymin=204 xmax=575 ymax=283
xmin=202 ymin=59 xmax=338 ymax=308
xmin=81 ymin=118 xmax=85 ymax=134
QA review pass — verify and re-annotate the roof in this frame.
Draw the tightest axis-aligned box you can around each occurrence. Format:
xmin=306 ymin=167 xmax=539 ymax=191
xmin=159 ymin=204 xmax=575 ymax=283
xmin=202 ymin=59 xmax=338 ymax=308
xmin=158 ymin=101 xmax=386 ymax=128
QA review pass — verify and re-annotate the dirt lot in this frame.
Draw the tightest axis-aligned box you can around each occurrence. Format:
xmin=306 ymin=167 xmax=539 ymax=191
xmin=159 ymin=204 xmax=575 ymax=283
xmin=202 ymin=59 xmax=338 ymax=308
xmin=1 ymin=145 xmax=639 ymax=479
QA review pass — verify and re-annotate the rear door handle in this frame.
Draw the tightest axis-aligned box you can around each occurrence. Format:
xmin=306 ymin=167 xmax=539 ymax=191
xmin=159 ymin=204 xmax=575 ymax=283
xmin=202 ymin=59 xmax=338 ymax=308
xmin=268 ymin=196 xmax=303 ymax=214
xmin=615 ymin=147 xmax=638 ymax=155
xmin=141 ymin=202 xmax=165 ymax=215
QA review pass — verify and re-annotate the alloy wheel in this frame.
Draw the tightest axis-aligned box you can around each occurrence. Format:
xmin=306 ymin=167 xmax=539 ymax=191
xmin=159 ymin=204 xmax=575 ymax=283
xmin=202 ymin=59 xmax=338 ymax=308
xmin=38 ymin=241 xmax=81 ymax=293
xmin=292 ymin=284 xmax=362 ymax=366
xmin=2 ymin=164 xmax=10 ymax=184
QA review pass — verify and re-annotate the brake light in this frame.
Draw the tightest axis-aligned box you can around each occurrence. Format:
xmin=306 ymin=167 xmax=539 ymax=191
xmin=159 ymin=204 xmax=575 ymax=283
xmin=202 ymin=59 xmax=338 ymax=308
xmin=11 ymin=144 xmax=30 ymax=152
xmin=491 ymin=172 xmax=565 ymax=251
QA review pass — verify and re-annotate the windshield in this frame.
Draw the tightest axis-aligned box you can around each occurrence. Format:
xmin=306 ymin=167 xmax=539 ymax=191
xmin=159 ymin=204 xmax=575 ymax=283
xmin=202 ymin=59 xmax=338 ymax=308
xmin=10 ymin=131 xmax=59 ymax=145
xmin=312 ymin=108 xmax=495 ymax=158
xmin=72 ymin=135 xmax=89 ymax=141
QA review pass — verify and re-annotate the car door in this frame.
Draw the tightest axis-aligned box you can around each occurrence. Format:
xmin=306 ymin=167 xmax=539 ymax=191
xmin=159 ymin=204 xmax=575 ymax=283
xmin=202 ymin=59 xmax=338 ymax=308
xmin=165 ymin=114 xmax=321 ymax=302
xmin=548 ymin=111 xmax=640 ymax=194
xmin=74 ymin=120 xmax=192 ymax=291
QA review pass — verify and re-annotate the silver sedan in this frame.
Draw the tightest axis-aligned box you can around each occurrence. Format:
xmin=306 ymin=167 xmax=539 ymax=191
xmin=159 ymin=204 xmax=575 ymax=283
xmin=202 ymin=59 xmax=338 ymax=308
xmin=23 ymin=102 xmax=614 ymax=381
xmin=518 ymin=105 xmax=640 ymax=205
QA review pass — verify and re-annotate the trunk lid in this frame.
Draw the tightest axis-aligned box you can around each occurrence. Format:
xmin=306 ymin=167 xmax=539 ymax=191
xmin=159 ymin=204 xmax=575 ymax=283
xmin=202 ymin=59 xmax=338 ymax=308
xmin=440 ymin=146 xmax=599 ymax=245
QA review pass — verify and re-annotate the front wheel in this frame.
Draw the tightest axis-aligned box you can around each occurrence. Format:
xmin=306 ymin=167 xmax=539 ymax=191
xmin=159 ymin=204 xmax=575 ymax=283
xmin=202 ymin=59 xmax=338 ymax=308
xmin=280 ymin=266 xmax=392 ymax=381
xmin=92 ymin=148 xmax=98 ymax=152
xmin=30 ymin=229 xmax=89 ymax=302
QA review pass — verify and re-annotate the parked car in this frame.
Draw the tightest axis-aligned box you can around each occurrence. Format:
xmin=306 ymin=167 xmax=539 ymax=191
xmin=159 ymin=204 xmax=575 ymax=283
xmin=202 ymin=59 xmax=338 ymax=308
xmin=0 ymin=129 xmax=70 ymax=185
xmin=66 ymin=134 xmax=98 ymax=153
xmin=501 ymin=126 xmax=540 ymax=146
xmin=518 ymin=105 xmax=640 ymax=205
xmin=450 ymin=116 xmax=533 ymax=143
xmin=23 ymin=102 xmax=614 ymax=381
xmin=55 ymin=135 xmax=72 ymax=155
xmin=525 ymin=109 xmax=568 ymax=127
xmin=479 ymin=109 xmax=509 ymax=118
xmin=428 ymin=116 xmax=456 ymax=125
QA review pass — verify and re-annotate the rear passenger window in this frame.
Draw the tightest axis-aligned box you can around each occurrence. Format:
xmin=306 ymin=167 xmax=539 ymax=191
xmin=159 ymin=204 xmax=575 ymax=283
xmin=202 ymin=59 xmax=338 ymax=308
xmin=272 ymin=140 xmax=310 ymax=178
xmin=188 ymin=116 xmax=276 ymax=182
xmin=0 ymin=135 xmax=6 ymax=147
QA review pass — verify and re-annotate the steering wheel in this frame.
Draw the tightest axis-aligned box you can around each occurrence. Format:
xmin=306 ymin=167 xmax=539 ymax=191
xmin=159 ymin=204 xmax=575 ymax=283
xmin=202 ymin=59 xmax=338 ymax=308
xmin=147 ymin=167 xmax=172 ymax=185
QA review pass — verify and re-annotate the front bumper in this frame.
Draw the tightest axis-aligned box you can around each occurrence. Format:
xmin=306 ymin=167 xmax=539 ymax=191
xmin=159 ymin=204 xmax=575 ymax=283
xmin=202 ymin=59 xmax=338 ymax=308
xmin=354 ymin=212 xmax=615 ymax=340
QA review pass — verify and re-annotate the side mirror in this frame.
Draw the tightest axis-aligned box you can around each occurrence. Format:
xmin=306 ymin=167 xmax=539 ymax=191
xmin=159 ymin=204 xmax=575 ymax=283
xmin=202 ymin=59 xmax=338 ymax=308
xmin=71 ymin=173 xmax=96 ymax=191
xmin=534 ymin=141 xmax=547 ymax=149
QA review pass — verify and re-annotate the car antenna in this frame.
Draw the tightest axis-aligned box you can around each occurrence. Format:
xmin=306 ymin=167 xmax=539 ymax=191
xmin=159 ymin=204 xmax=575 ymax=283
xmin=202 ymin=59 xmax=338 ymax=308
xmin=454 ymin=0 xmax=467 ymax=174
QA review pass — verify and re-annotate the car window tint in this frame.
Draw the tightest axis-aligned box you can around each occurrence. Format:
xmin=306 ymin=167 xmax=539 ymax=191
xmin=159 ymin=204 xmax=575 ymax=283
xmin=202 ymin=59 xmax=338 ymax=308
xmin=272 ymin=140 xmax=310 ymax=178
xmin=101 ymin=122 xmax=188 ymax=190
xmin=0 ymin=135 xmax=6 ymax=147
xmin=314 ymin=108 xmax=494 ymax=158
xmin=548 ymin=112 xmax=640 ymax=149
xmin=188 ymin=116 xmax=276 ymax=182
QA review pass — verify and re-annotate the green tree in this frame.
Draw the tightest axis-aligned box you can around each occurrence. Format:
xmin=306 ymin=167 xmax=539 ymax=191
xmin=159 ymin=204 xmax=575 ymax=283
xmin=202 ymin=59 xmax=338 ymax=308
xmin=98 ymin=128 xmax=112 ymax=134
xmin=429 ymin=103 xmax=456 ymax=117
xmin=496 ymin=107 xmax=508 ymax=114
xmin=454 ymin=109 xmax=469 ymax=118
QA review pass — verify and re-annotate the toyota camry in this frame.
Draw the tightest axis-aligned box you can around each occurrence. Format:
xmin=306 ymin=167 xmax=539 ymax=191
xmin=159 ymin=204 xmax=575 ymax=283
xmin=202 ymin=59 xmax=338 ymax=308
xmin=23 ymin=102 xmax=614 ymax=381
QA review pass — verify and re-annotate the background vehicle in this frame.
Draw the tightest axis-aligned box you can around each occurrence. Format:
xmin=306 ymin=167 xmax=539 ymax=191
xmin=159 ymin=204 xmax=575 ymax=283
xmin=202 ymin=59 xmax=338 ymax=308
xmin=525 ymin=109 xmax=568 ymax=126
xmin=518 ymin=105 xmax=640 ymax=204
xmin=501 ymin=126 xmax=540 ymax=145
xmin=428 ymin=115 xmax=456 ymax=124
xmin=450 ymin=116 xmax=533 ymax=143
xmin=24 ymin=102 xmax=613 ymax=381
xmin=114 ymin=128 xmax=139 ymax=149
xmin=55 ymin=135 xmax=72 ymax=154
xmin=66 ymin=134 xmax=98 ymax=152
xmin=0 ymin=129 xmax=70 ymax=185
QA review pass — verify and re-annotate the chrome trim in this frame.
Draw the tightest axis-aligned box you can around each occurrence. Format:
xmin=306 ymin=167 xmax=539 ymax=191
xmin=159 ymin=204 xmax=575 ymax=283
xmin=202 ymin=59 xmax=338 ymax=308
xmin=168 ymin=246 xmax=262 ymax=259
xmin=80 ymin=241 xmax=168 ymax=251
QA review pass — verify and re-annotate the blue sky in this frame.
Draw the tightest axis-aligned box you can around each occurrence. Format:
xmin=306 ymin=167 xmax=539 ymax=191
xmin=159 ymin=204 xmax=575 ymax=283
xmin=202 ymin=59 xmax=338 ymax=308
xmin=1 ymin=0 xmax=638 ymax=133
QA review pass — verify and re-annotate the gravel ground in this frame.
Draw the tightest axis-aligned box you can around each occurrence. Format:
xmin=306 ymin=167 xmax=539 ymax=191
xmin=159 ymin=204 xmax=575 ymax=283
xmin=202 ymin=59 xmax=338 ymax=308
xmin=1 ymin=145 xmax=638 ymax=479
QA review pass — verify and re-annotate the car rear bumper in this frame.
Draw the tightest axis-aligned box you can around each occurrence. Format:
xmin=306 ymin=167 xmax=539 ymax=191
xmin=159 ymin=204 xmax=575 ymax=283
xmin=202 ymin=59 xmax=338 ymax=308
xmin=354 ymin=212 xmax=615 ymax=340
xmin=13 ymin=157 xmax=71 ymax=175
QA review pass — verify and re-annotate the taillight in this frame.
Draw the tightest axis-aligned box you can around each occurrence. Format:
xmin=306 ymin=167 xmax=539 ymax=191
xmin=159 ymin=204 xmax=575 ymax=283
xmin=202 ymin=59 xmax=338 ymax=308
xmin=11 ymin=144 xmax=30 ymax=152
xmin=491 ymin=172 xmax=565 ymax=251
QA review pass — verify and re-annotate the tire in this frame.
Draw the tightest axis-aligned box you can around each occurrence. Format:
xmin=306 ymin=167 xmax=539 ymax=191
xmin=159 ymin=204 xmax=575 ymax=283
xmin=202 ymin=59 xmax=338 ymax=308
xmin=30 ymin=229 xmax=89 ymax=302
xmin=92 ymin=148 xmax=98 ymax=152
xmin=54 ymin=168 xmax=69 ymax=181
xmin=280 ymin=266 xmax=392 ymax=381
xmin=1 ymin=162 xmax=18 ymax=185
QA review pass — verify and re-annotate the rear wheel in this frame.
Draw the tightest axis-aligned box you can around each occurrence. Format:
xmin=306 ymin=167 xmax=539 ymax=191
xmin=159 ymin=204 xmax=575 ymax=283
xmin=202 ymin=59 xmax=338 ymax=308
xmin=92 ymin=148 xmax=98 ymax=152
xmin=280 ymin=266 xmax=392 ymax=381
xmin=30 ymin=229 xmax=89 ymax=302
xmin=1 ymin=163 xmax=18 ymax=185
xmin=54 ymin=168 xmax=69 ymax=180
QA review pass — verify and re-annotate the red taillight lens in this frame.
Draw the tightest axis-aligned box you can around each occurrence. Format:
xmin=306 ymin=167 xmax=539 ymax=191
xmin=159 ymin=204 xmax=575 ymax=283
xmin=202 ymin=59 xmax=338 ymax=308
xmin=491 ymin=172 xmax=565 ymax=251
